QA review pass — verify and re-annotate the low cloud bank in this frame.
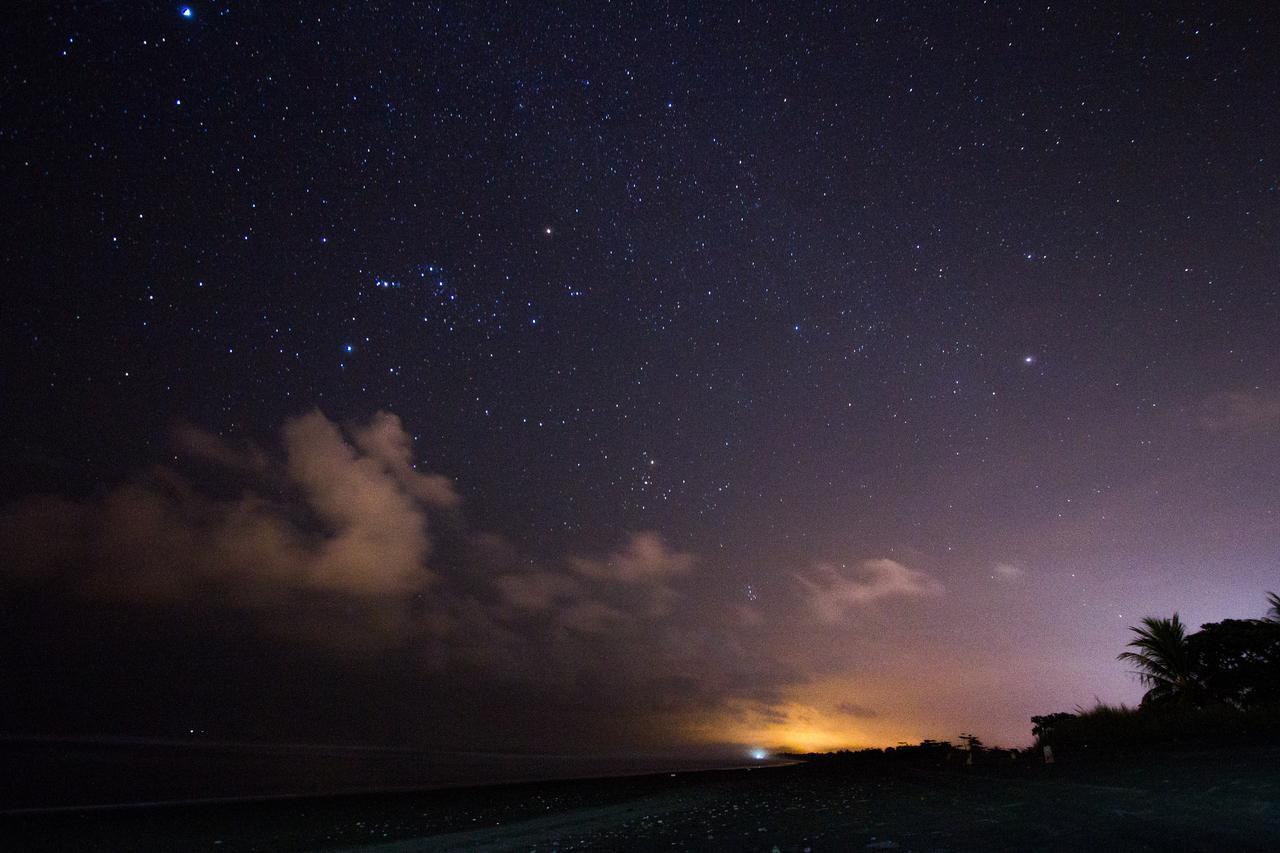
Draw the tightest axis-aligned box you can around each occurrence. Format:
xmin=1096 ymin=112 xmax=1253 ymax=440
xmin=1 ymin=410 xmax=947 ymax=751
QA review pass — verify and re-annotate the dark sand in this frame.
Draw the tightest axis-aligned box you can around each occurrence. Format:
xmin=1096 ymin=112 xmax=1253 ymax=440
xmin=5 ymin=748 xmax=1278 ymax=851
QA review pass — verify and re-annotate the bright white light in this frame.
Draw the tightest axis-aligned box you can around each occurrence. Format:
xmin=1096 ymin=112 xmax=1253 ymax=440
xmin=180 ymin=6 xmax=194 ymax=18
xmin=751 ymin=749 xmax=767 ymax=760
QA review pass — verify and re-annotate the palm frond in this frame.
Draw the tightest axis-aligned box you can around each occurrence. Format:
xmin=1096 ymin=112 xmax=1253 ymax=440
xmin=1117 ymin=613 xmax=1200 ymax=704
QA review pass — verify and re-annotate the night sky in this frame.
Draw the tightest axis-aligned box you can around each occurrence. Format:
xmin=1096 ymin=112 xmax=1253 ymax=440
xmin=2 ymin=2 xmax=1278 ymax=754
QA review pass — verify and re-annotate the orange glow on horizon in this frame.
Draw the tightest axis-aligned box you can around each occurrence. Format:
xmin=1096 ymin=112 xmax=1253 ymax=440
xmin=683 ymin=698 xmax=921 ymax=753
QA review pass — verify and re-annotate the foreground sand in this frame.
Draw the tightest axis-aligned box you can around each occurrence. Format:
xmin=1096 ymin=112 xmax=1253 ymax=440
xmin=6 ymin=748 xmax=1279 ymax=851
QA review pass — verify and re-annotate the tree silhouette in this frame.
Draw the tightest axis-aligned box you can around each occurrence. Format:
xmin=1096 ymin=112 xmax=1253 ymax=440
xmin=1117 ymin=614 xmax=1202 ymax=706
xmin=1031 ymin=712 xmax=1076 ymax=743
xmin=1266 ymin=591 xmax=1280 ymax=623
xmin=1188 ymin=617 xmax=1280 ymax=709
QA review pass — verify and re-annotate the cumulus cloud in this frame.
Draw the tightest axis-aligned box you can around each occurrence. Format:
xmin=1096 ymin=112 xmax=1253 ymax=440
xmin=796 ymin=558 xmax=944 ymax=623
xmin=1199 ymin=390 xmax=1280 ymax=434
xmin=280 ymin=411 xmax=440 ymax=595
xmin=348 ymin=411 xmax=460 ymax=509
xmin=0 ymin=410 xmax=450 ymax=604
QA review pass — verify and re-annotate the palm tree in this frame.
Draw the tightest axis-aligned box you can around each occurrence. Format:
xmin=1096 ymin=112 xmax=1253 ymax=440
xmin=1117 ymin=614 xmax=1201 ymax=706
xmin=1266 ymin=592 xmax=1280 ymax=622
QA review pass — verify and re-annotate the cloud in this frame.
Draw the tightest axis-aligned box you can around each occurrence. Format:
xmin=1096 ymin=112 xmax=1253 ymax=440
xmin=687 ymin=698 xmax=864 ymax=753
xmin=992 ymin=562 xmax=1024 ymax=581
xmin=349 ymin=411 xmax=460 ymax=509
xmin=556 ymin=599 xmax=632 ymax=634
xmin=1199 ymin=390 xmax=1280 ymax=434
xmin=571 ymin=531 xmax=695 ymax=583
xmin=0 ymin=410 xmax=451 ymax=604
xmin=171 ymin=422 xmax=268 ymax=473
xmin=796 ymin=558 xmax=944 ymax=623
xmin=280 ymin=411 xmax=439 ymax=595
xmin=833 ymin=701 xmax=879 ymax=718
xmin=0 ymin=412 xmax=799 ymax=752
xmin=568 ymin=531 xmax=696 ymax=617
xmin=493 ymin=570 xmax=581 ymax=612
xmin=494 ymin=532 xmax=697 ymax=629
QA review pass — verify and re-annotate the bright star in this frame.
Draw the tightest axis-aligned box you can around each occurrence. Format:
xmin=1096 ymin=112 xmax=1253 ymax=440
xmin=1023 ymin=355 xmax=1036 ymax=365
xmin=343 ymin=343 xmax=354 ymax=353
xmin=179 ymin=6 xmax=194 ymax=19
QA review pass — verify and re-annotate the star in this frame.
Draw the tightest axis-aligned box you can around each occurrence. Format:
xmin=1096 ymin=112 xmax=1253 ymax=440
xmin=8 ymin=0 xmax=1278 ymax=768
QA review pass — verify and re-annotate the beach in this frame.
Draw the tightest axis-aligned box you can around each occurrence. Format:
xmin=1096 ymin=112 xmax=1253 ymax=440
xmin=6 ymin=747 xmax=1278 ymax=851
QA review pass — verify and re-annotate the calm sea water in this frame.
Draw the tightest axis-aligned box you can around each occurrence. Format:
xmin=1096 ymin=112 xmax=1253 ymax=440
xmin=1 ymin=737 xmax=760 ymax=811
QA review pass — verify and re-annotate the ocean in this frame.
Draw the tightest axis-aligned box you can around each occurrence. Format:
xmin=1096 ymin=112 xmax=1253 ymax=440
xmin=1 ymin=736 xmax=760 ymax=811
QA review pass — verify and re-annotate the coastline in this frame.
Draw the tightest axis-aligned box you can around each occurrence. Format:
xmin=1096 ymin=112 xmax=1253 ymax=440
xmin=1 ymin=735 xmax=787 ymax=813
xmin=4 ymin=748 xmax=1278 ymax=851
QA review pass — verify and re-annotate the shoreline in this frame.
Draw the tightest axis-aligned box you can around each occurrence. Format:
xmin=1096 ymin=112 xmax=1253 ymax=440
xmin=2 ymin=734 xmax=799 ymax=814
xmin=4 ymin=749 xmax=1278 ymax=851
xmin=0 ymin=757 xmax=801 ymax=817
